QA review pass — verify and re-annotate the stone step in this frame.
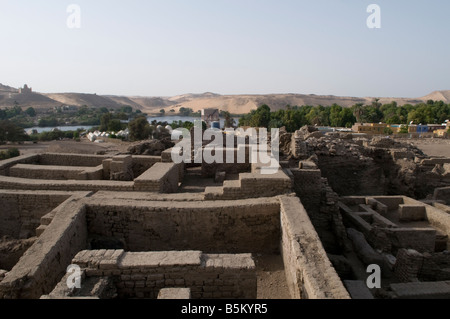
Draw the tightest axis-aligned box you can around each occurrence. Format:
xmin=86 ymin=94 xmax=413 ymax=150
xmin=41 ymin=212 xmax=55 ymax=226
xmin=36 ymin=225 xmax=47 ymax=237
xmin=204 ymin=186 xmax=224 ymax=200
xmin=223 ymin=180 xmax=241 ymax=190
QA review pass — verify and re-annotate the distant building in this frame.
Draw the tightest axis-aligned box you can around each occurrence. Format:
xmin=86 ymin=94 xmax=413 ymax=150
xmin=407 ymin=124 xmax=429 ymax=134
xmin=352 ymin=123 xmax=387 ymax=135
xmin=201 ymin=109 xmax=219 ymax=128
xmin=18 ymin=84 xmax=32 ymax=94
xmin=427 ymin=124 xmax=446 ymax=133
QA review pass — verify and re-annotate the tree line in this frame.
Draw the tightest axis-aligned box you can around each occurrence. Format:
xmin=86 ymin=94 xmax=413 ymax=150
xmin=238 ymin=100 xmax=450 ymax=133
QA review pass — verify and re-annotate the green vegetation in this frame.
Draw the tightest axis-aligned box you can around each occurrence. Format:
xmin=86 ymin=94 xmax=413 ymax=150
xmin=178 ymin=107 xmax=201 ymax=117
xmin=0 ymin=148 xmax=20 ymax=160
xmin=399 ymin=126 xmax=409 ymax=134
xmin=384 ymin=127 xmax=394 ymax=136
xmin=128 ymin=116 xmax=152 ymax=141
xmin=99 ymin=112 xmax=128 ymax=132
xmin=238 ymin=100 xmax=450 ymax=133
xmin=0 ymin=103 xmax=35 ymax=128
xmin=170 ymin=120 xmax=207 ymax=131
xmin=29 ymin=129 xmax=84 ymax=142
xmin=1 ymin=102 xmax=143 ymax=129
xmin=0 ymin=120 xmax=28 ymax=143
xmin=220 ymin=111 xmax=236 ymax=128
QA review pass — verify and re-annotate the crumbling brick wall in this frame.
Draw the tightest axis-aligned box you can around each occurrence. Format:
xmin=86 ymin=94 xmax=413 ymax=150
xmin=85 ymin=198 xmax=281 ymax=254
xmin=279 ymin=196 xmax=350 ymax=299
xmin=0 ymin=198 xmax=89 ymax=299
xmin=65 ymin=250 xmax=256 ymax=299
xmin=0 ymin=191 xmax=72 ymax=239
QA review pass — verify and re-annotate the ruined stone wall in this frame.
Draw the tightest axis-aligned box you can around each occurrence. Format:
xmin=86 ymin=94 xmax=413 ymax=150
xmin=70 ymin=250 xmax=256 ymax=299
xmin=204 ymin=169 xmax=292 ymax=200
xmin=291 ymin=167 xmax=346 ymax=255
xmin=279 ymin=196 xmax=350 ymax=299
xmin=0 ymin=154 xmax=39 ymax=176
xmin=0 ymin=175 xmax=135 ymax=192
xmin=134 ymin=163 xmax=181 ymax=193
xmin=85 ymin=198 xmax=280 ymax=254
xmin=38 ymin=153 xmax=108 ymax=167
xmin=0 ymin=198 xmax=89 ymax=299
xmin=9 ymin=164 xmax=104 ymax=181
xmin=434 ymin=187 xmax=450 ymax=205
xmin=317 ymin=155 xmax=386 ymax=196
xmin=201 ymin=147 xmax=251 ymax=178
xmin=0 ymin=191 xmax=72 ymax=239
xmin=131 ymin=156 xmax=161 ymax=177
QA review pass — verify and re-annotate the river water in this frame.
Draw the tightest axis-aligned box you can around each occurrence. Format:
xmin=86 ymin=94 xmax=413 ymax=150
xmin=27 ymin=116 xmax=240 ymax=133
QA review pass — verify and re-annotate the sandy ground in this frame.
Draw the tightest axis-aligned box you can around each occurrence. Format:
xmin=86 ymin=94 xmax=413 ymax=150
xmin=406 ymin=138 xmax=450 ymax=157
xmin=255 ymin=255 xmax=291 ymax=299
xmin=0 ymin=138 xmax=131 ymax=156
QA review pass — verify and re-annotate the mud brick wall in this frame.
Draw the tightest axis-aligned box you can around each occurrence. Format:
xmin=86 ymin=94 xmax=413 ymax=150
xmin=418 ymin=252 xmax=450 ymax=282
xmin=85 ymin=198 xmax=280 ymax=254
xmin=134 ymin=163 xmax=181 ymax=193
xmin=434 ymin=187 xmax=450 ymax=205
xmin=0 ymin=198 xmax=89 ymax=299
xmin=238 ymin=172 xmax=292 ymax=196
xmin=385 ymin=228 xmax=436 ymax=254
xmin=369 ymin=196 xmax=404 ymax=211
xmin=201 ymin=147 xmax=251 ymax=178
xmin=77 ymin=165 xmax=104 ymax=180
xmin=0 ymin=154 xmax=39 ymax=176
xmin=279 ymin=196 xmax=350 ymax=299
xmin=10 ymin=164 xmax=89 ymax=180
xmin=0 ymin=191 xmax=72 ymax=239
xmin=38 ymin=153 xmax=108 ymax=167
xmin=0 ymin=175 xmax=135 ymax=192
xmin=291 ymin=137 xmax=307 ymax=158
xmin=71 ymin=250 xmax=256 ymax=299
xmin=404 ymin=197 xmax=450 ymax=248
xmin=393 ymin=249 xmax=424 ymax=282
xmin=131 ymin=156 xmax=161 ymax=177
xmin=291 ymin=168 xmax=323 ymax=215
xmin=206 ymin=168 xmax=293 ymax=201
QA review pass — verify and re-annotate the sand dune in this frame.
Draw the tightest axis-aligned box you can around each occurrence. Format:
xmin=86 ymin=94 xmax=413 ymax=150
xmin=155 ymin=93 xmax=434 ymax=115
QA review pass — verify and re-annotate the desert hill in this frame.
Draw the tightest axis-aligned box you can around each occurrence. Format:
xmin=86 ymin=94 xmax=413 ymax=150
xmin=0 ymin=83 xmax=18 ymax=93
xmin=422 ymin=90 xmax=450 ymax=103
xmin=156 ymin=93 xmax=429 ymax=115
xmin=43 ymin=93 xmax=129 ymax=110
xmin=0 ymin=83 xmax=449 ymax=115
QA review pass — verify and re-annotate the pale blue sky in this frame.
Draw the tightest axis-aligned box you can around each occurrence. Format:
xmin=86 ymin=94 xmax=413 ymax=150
xmin=1 ymin=0 xmax=449 ymax=97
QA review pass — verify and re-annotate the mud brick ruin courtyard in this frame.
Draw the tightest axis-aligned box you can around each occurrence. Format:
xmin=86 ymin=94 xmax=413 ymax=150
xmin=1 ymin=127 xmax=450 ymax=299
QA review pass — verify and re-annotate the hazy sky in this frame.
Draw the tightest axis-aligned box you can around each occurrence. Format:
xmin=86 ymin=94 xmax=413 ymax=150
xmin=1 ymin=0 xmax=449 ymax=97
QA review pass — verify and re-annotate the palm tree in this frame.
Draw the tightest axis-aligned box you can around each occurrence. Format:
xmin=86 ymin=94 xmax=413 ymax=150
xmin=372 ymin=98 xmax=382 ymax=110
xmin=353 ymin=103 xmax=364 ymax=124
